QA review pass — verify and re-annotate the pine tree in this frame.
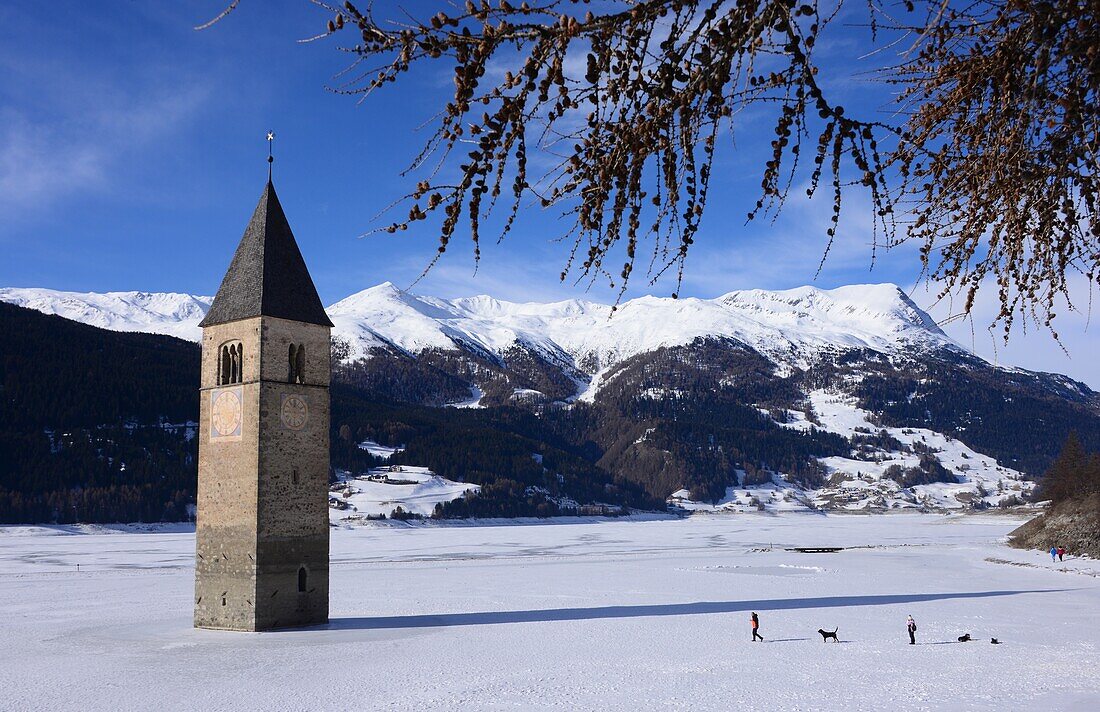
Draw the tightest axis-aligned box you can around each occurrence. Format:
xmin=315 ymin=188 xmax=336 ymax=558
xmin=1086 ymin=454 xmax=1100 ymax=499
xmin=1039 ymin=432 xmax=1088 ymax=503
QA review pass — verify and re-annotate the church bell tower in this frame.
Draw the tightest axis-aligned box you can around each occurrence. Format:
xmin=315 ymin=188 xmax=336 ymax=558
xmin=194 ymin=177 xmax=333 ymax=631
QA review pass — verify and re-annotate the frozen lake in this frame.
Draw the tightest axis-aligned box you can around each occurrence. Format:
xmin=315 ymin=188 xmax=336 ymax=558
xmin=1 ymin=514 xmax=1098 ymax=711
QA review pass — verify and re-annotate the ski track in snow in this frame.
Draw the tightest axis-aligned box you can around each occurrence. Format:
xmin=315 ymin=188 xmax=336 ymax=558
xmin=1 ymin=514 xmax=1098 ymax=711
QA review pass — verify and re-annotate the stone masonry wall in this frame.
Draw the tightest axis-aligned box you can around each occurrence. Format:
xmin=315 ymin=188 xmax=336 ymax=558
xmin=195 ymin=316 xmax=331 ymax=631
xmin=255 ymin=318 xmax=331 ymax=627
xmin=195 ymin=318 xmax=262 ymax=630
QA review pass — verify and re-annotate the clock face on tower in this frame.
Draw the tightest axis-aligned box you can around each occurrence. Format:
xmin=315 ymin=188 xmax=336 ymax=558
xmin=281 ymin=394 xmax=309 ymax=430
xmin=210 ymin=387 xmax=243 ymax=441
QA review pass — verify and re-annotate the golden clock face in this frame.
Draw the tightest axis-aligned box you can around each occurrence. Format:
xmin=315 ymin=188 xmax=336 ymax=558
xmin=281 ymin=395 xmax=309 ymax=430
xmin=210 ymin=388 xmax=243 ymax=440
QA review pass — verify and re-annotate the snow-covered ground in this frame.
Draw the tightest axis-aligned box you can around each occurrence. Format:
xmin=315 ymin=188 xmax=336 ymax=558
xmin=668 ymin=483 xmax=819 ymax=513
xmin=672 ymin=391 xmax=1036 ymax=513
xmin=805 ymin=391 xmax=1032 ymax=509
xmin=1 ymin=514 xmax=1097 ymax=711
xmin=356 ymin=439 xmax=404 ymax=459
xmin=330 ymin=465 xmax=478 ymax=521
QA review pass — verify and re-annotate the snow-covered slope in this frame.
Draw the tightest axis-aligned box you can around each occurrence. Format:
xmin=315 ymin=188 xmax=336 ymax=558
xmin=0 ymin=287 xmax=211 ymax=341
xmin=669 ymin=390 xmax=1035 ymax=514
xmin=2 ymin=280 xmax=960 ymax=382
xmin=328 ymin=281 xmax=958 ymax=371
xmin=3 ymin=282 xmax=1091 ymax=516
xmin=329 ymin=465 xmax=478 ymax=523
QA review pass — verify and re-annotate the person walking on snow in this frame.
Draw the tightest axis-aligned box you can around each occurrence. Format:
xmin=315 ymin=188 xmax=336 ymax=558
xmin=1050 ymin=546 xmax=1058 ymax=563
xmin=751 ymin=612 xmax=763 ymax=642
xmin=1057 ymin=546 xmax=1065 ymax=562
xmin=907 ymin=615 xmax=917 ymax=645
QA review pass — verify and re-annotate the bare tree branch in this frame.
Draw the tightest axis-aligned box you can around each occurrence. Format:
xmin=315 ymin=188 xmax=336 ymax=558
xmin=198 ymin=0 xmax=1099 ymax=337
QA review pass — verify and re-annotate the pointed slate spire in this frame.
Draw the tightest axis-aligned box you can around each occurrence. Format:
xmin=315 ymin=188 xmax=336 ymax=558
xmin=200 ymin=181 xmax=333 ymax=328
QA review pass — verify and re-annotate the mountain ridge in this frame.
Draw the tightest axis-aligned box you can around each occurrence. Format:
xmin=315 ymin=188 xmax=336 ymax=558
xmin=4 ymin=293 xmax=1099 ymax=522
xmin=0 ymin=287 xmax=212 ymax=341
xmin=4 ymin=282 xmax=1095 ymax=408
xmin=0 ymin=281 xmax=996 ymax=373
xmin=327 ymin=281 xmax=960 ymax=369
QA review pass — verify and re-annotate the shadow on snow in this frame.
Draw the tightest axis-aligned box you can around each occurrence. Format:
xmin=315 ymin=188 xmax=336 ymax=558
xmin=321 ymin=589 xmax=1060 ymax=632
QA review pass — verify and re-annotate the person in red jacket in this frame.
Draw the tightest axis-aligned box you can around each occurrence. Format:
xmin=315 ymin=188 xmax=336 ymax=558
xmin=1057 ymin=546 xmax=1066 ymax=562
xmin=751 ymin=612 xmax=763 ymax=642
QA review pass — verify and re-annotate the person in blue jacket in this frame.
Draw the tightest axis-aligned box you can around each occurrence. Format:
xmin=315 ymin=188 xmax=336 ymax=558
xmin=1050 ymin=546 xmax=1058 ymax=562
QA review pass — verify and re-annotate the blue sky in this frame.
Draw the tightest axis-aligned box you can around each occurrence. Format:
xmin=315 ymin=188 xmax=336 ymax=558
xmin=1 ymin=1 xmax=1095 ymax=386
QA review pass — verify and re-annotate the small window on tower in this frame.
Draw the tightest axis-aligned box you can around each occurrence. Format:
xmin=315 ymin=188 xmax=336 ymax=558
xmin=218 ymin=341 xmax=243 ymax=385
xmin=298 ymin=566 xmax=308 ymax=593
xmin=295 ymin=344 xmax=306 ymax=384
xmin=288 ymin=343 xmax=306 ymax=383
xmin=229 ymin=344 xmax=237 ymax=383
xmin=291 ymin=468 xmax=299 ymax=485
xmin=220 ymin=345 xmax=230 ymax=385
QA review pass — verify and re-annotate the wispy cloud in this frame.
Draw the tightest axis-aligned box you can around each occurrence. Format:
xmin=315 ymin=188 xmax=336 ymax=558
xmin=0 ymin=86 xmax=208 ymax=218
xmin=0 ymin=2 xmax=211 ymax=221
xmin=677 ymin=183 xmax=918 ymax=296
xmin=0 ymin=111 xmax=107 ymax=210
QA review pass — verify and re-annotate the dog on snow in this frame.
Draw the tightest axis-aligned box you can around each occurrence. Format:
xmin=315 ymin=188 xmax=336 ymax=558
xmin=817 ymin=627 xmax=839 ymax=643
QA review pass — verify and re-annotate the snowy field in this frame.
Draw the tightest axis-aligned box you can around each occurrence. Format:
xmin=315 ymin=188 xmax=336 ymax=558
xmin=1 ymin=514 xmax=1098 ymax=711
xmin=672 ymin=391 xmax=1034 ymax=514
xmin=330 ymin=465 xmax=479 ymax=520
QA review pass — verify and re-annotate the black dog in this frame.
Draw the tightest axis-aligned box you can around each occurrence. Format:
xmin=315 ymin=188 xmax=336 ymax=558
xmin=818 ymin=627 xmax=839 ymax=642
xmin=991 ymin=638 xmax=1000 ymax=644
xmin=957 ymin=633 xmax=971 ymax=642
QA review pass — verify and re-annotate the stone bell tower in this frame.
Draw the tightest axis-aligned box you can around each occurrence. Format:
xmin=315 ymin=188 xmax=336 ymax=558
xmin=194 ymin=177 xmax=333 ymax=631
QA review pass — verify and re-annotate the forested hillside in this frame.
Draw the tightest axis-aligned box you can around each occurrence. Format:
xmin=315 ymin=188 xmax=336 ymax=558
xmin=3 ymin=297 xmax=1099 ymax=524
xmin=0 ymin=302 xmax=199 ymax=522
xmin=821 ymin=351 xmax=1100 ymax=475
xmin=0 ymin=303 xmax=660 ymax=523
xmin=330 ymin=386 xmax=660 ymax=516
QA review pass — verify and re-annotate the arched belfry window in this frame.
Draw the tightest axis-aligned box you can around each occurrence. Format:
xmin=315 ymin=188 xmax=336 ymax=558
xmin=218 ymin=341 xmax=243 ymax=385
xmin=220 ymin=346 xmax=231 ymax=384
xmin=297 ymin=566 xmax=308 ymax=593
xmin=288 ymin=343 xmax=306 ymax=384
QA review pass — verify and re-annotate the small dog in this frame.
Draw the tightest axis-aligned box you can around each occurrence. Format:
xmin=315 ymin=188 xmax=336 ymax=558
xmin=990 ymin=638 xmax=1000 ymax=644
xmin=957 ymin=633 xmax=971 ymax=642
xmin=818 ymin=627 xmax=839 ymax=643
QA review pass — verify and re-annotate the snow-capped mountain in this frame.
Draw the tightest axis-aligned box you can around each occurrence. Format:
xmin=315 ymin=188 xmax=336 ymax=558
xmin=0 ymin=288 xmax=212 ymax=341
xmin=4 ymin=282 xmax=1098 ymax=514
xmin=328 ymin=281 xmax=957 ymax=371
xmin=2 ymin=280 xmax=959 ymax=380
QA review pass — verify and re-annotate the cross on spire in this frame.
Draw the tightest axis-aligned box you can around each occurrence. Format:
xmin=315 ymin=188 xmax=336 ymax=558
xmin=266 ymin=130 xmax=275 ymax=180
